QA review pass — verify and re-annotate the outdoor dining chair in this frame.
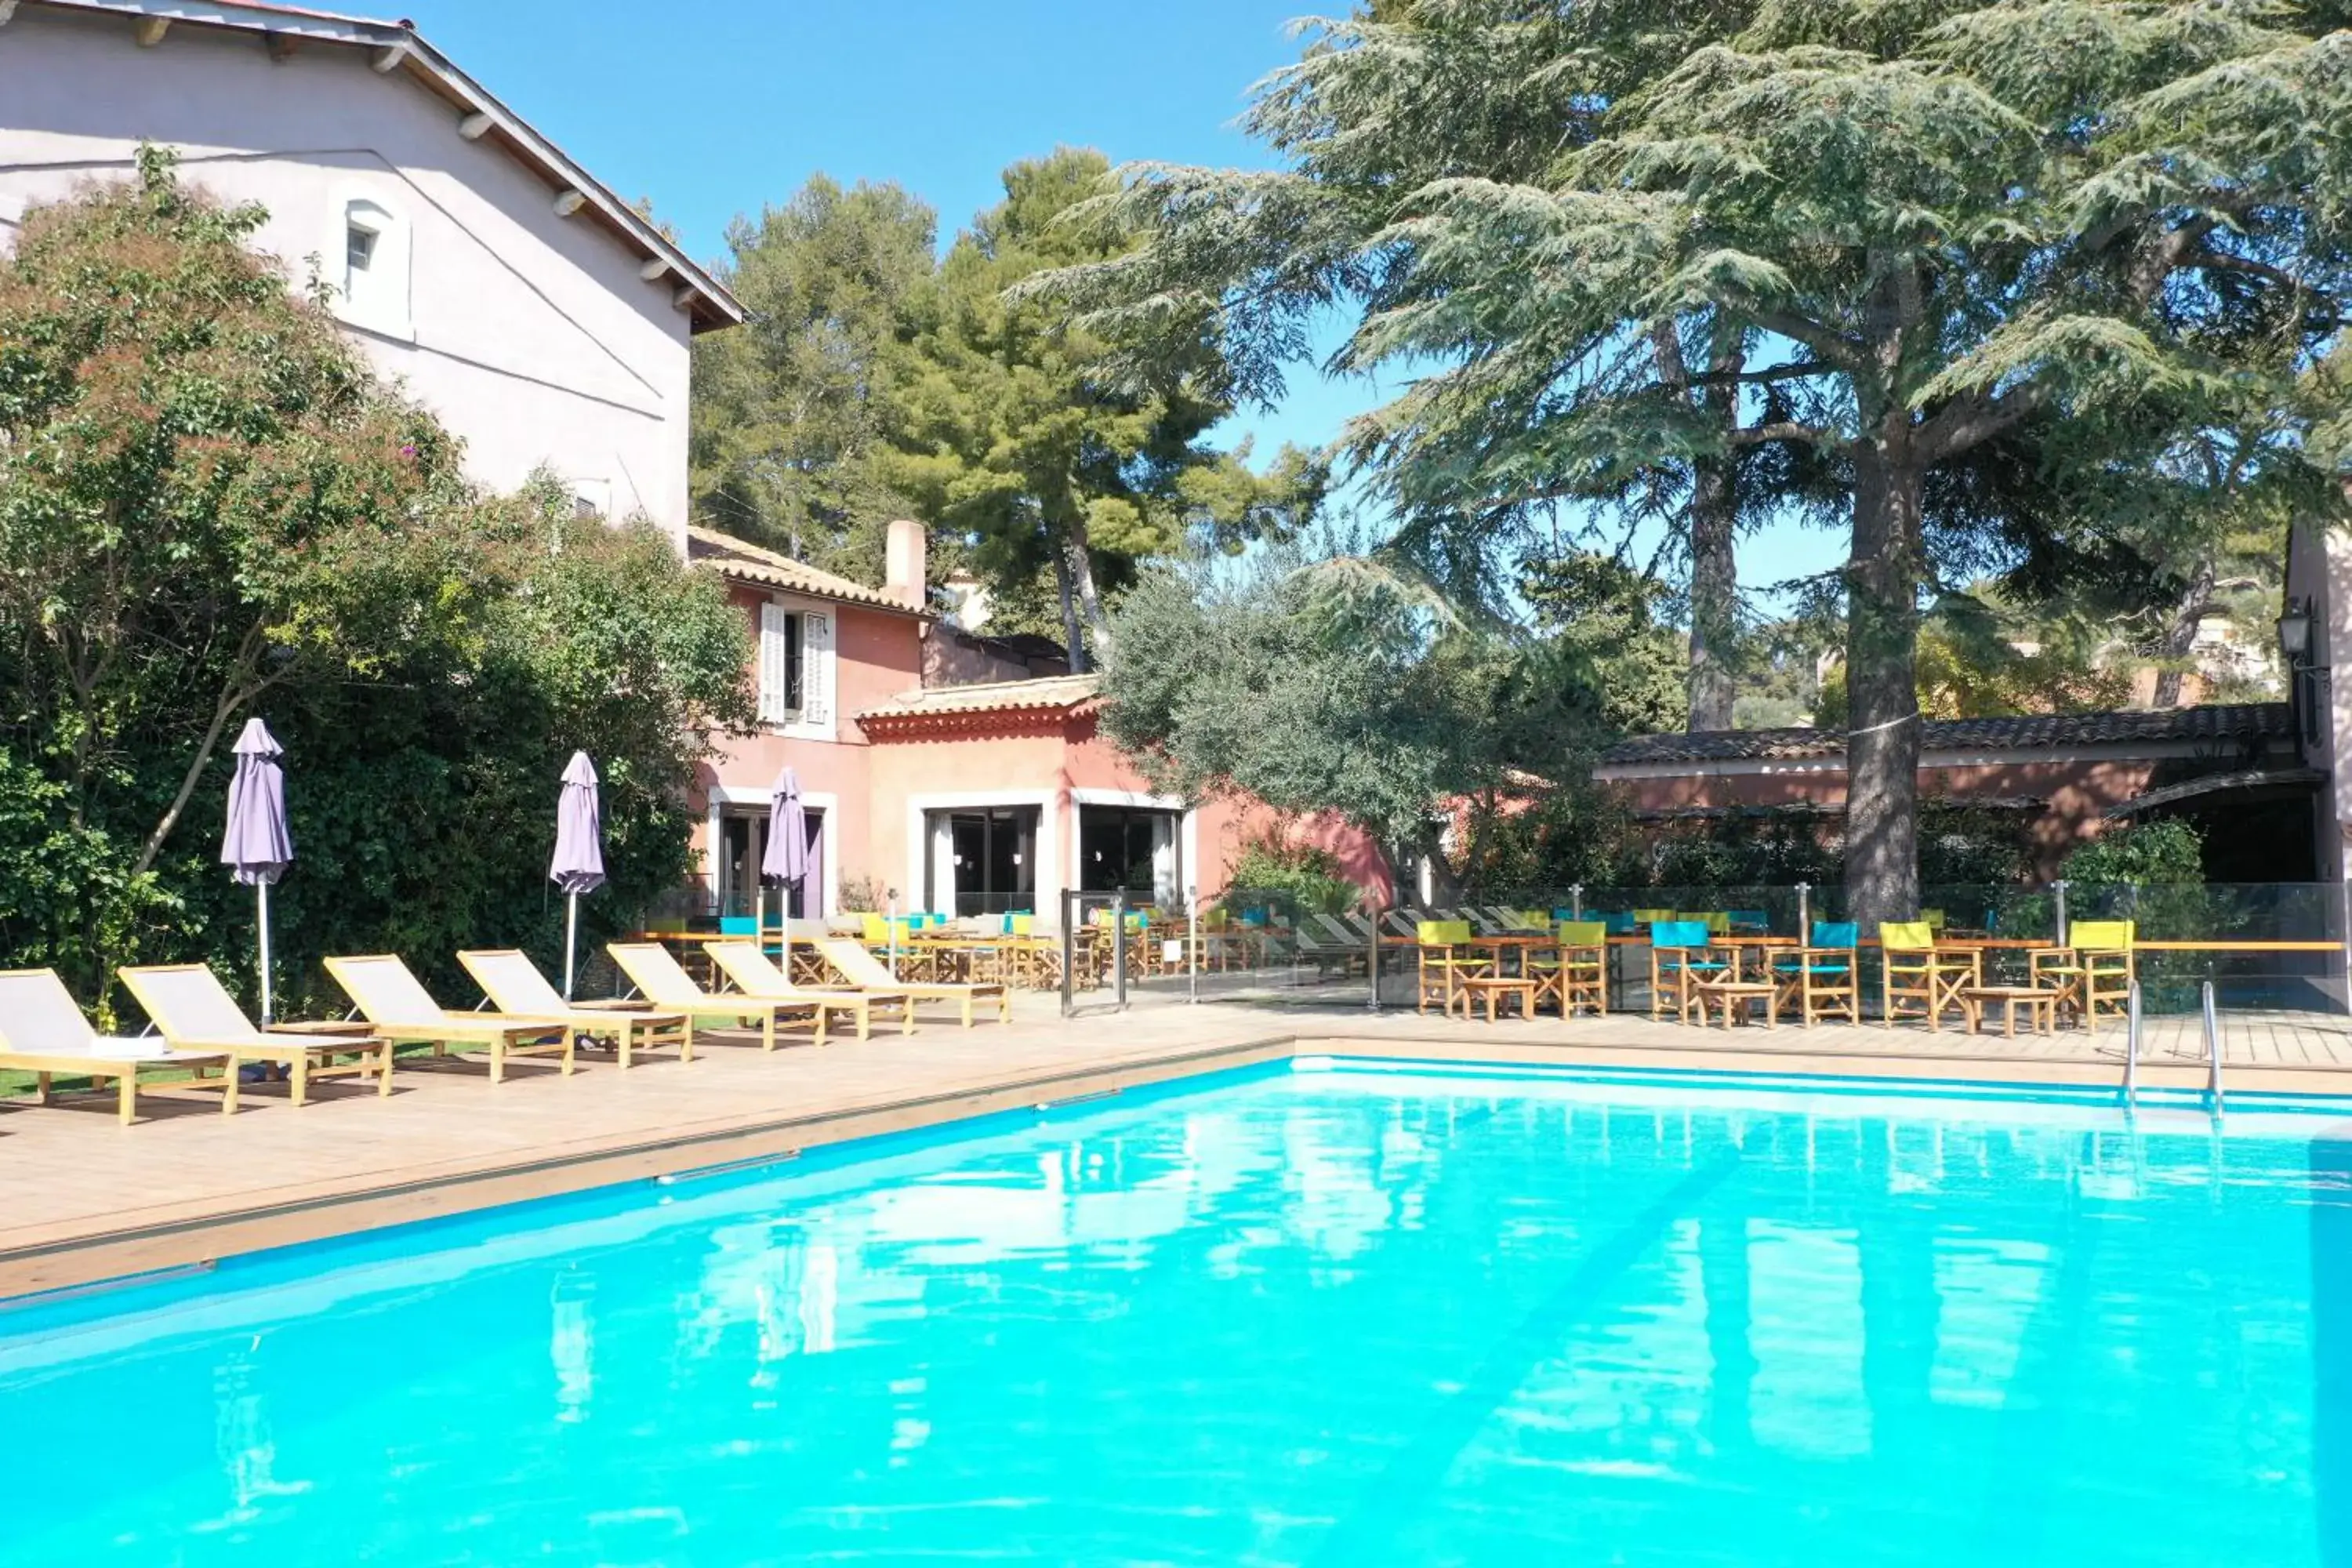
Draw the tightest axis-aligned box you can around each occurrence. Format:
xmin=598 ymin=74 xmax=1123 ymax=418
xmin=1648 ymin=920 xmax=1730 ymax=1023
xmin=1550 ymin=920 xmax=1610 ymax=1018
xmin=1773 ymin=922 xmax=1860 ymax=1026
xmin=1878 ymin=921 xmax=1979 ymax=1031
xmin=2030 ymin=920 xmax=2136 ymax=1026
xmin=1414 ymin=920 xmax=1482 ymax=1014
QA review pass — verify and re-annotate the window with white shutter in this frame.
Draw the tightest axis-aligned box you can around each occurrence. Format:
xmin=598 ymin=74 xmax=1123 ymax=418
xmin=800 ymin=610 xmax=834 ymax=735
xmin=757 ymin=602 xmax=804 ymax=725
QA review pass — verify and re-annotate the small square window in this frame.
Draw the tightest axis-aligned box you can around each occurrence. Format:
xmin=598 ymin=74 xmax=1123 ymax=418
xmin=346 ymin=223 xmax=379 ymax=273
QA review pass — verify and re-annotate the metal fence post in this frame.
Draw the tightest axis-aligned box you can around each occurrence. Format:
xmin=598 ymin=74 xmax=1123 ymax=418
xmin=885 ymin=890 xmax=899 ymax=982
xmin=1796 ymin=881 xmax=1810 ymax=938
xmin=1187 ymin=884 xmax=1200 ymax=1005
xmin=1367 ymin=892 xmax=1384 ymax=1014
xmin=1060 ymin=890 xmax=1076 ymax=1018
xmin=1570 ymin=884 xmax=1584 ymax=920
xmin=2053 ymin=879 xmax=2070 ymax=949
xmin=1112 ymin=890 xmax=1129 ymax=1011
xmin=2339 ymin=875 xmax=2351 ymax=1018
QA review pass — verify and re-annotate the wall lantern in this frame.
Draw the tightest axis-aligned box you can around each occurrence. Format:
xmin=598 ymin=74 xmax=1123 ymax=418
xmin=2279 ymin=599 xmax=2314 ymax=662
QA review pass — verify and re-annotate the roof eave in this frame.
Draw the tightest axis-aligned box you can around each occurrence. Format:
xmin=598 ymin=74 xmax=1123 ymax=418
xmin=31 ymin=0 xmax=743 ymax=333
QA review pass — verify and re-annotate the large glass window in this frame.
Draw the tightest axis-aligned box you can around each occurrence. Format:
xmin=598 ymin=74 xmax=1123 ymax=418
xmin=927 ymin=807 xmax=1039 ymax=916
xmin=1079 ymin=806 xmax=1181 ymax=904
xmin=716 ymin=806 xmax=825 ymax=920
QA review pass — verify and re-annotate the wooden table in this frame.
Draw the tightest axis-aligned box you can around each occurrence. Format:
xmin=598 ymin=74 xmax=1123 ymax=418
xmin=1962 ymin=985 xmax=2060 ymax=1037
xmin=1713 ymin=935 xmax=1796 ymax=981
xmin=1692 ymin=976 xmax=1779 ymax=1029
xmin=1452 ymin=975 xmax=1537 ymax=1022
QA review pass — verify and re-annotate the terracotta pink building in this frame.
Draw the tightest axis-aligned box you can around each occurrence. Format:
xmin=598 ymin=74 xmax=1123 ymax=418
xmin=686 ymin=524 xmax=1387 ymax=924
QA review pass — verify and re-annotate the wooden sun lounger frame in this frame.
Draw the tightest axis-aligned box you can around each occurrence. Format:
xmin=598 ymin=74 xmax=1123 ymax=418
xmin=604 ymin=943 xmax=828 ymax=1050
xmin=323 ymin=955 xmax=579 ymax=1084
xmin=457 ymin=949 xmax=694 ymax=1069
xmin=809 ymin=938 xmax=1010 ymax=1027
xmin=118 ymin=964 xmax=397 ymax=1108
xmin=704 ymin=942 xmax=917 ymax=1041
xmin=0 ymin=1046 xmax=238 ymax=1126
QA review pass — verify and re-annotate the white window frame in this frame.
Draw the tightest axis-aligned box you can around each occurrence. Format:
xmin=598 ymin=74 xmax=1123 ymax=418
xmin=757 ymin=594 xmax=836 ymax=741
xmin=325 ymin=186 xmax=413 ymax=342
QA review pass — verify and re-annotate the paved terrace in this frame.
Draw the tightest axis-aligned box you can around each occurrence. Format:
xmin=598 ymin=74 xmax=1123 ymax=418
xmin=5 ymin=990 xmax=2350 ymax=1300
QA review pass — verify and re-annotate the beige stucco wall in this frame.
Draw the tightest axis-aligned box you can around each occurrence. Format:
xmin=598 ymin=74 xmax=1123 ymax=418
xmin=0 ymin=6 xmax=695 ymax=536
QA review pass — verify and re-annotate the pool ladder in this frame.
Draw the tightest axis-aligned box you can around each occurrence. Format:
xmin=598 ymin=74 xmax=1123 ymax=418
xmin=2203 ymin=979 xmax=2223 ymax=1112
xmin=2125 ymin=980 xmax=2224 ymax=1112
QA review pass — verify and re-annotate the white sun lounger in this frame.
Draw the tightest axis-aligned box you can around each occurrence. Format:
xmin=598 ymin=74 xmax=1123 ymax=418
xmin=605 ymin=942 xmax=826 ymax=1050
xmin=118 ymin=964 xmax=396 ymax=1107
xmin=705 ymin=940 xmax=916 ymax=1041
xmin=0 ymin=968 xmax=234 ymax=1124
xmin=457 ymin=949 xmax=693 ymax=1068
xmin=324 ymin=953 xmax=576 ymax=1084
xmin=808 ymin=937 xmax=1009 ymax=1027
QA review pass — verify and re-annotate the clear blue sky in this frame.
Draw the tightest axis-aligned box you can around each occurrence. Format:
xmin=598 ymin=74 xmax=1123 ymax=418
xmin=393 ymin=0 xmax=1845 ymax=595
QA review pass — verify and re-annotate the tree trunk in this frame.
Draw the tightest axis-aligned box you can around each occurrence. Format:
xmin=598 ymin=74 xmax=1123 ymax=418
xmin=1062 ymin=514 xmax=1115 ymax=667
xmin=1050 ymin=543 xmax=1087 ymax=675
xmin=1686 ymin=329 xmax=1743 ymax=730
xmin=1687 ymin=446 xmax=1739 ymax=730
xmin=2151 ymin=561 xmax=2217 ymax=709
xmin=1843 ymin=445 xmax=1926 ymax=928
xmin=1653 ymin=319 xmax=1743 ymax=731
xmin=132 ymin=623 xmax=268 ymax=877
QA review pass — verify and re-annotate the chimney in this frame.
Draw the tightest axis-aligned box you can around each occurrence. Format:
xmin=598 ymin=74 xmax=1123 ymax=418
xmin=944 ymin=568 xmax=990 ymax=631
xmin=884 ymin=519 xmax=928 ymax=610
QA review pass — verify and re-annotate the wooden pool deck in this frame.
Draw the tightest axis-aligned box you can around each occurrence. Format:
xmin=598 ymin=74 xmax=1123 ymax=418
xmin=5 ymin=992 xmax=2350 ymax=1301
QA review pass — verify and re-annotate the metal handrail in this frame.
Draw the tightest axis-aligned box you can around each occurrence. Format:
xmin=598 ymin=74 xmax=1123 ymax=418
xmin=2203 ymin=979 xmax=2224 ymax=1112
xmin=2123 ymin=980 xmax=2140 ymax=1108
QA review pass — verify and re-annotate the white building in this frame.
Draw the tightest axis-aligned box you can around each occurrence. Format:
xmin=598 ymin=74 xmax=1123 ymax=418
xmin=0 ymin=0 xmax=739 ymax=536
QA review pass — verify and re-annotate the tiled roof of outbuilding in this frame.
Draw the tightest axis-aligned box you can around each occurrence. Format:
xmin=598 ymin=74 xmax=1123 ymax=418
xmin=1600 ymin=703 xmax=2293 ymax=766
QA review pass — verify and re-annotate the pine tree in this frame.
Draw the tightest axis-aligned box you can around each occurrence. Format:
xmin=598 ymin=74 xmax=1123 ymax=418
xmin=884 ymin=148 xmax=1321 ymax=670
xmin=690 ymin=176 xmax=936 ymax=579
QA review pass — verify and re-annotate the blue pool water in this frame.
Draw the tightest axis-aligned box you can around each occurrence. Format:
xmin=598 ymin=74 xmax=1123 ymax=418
xmin=6 ymin=1061 xmax=2352 ymax=1565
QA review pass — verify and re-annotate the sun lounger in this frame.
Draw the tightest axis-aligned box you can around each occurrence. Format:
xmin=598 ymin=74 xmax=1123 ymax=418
xmin=0 ymin=968 xmax=235 ymax=1125
xmin=457 ymin=949 xmax=694 ymax=1068
xmin=605 ymin=942 xmax=826 ymax=1049
xmin=809 ymin=937 xmax=1009 ymax=1026
xmin=118 ymin=964 xmax=395 ymax=1107
xmin=323 ymin=953 xmax=576 ymax=1084
xmin=705 ymin=940 xmax=916 ymax=1041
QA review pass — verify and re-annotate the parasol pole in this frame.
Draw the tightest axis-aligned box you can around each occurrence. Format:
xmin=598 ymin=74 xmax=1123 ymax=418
xmin=256 ymin=880 xmax=274 ymax=1027
xmin=564 ymin=889 xmax=580 ymax=1000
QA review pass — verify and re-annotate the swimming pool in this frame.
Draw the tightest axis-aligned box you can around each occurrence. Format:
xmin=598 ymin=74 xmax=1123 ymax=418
xmin=5 ymin=1059 xmax=2351 ymax=1565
